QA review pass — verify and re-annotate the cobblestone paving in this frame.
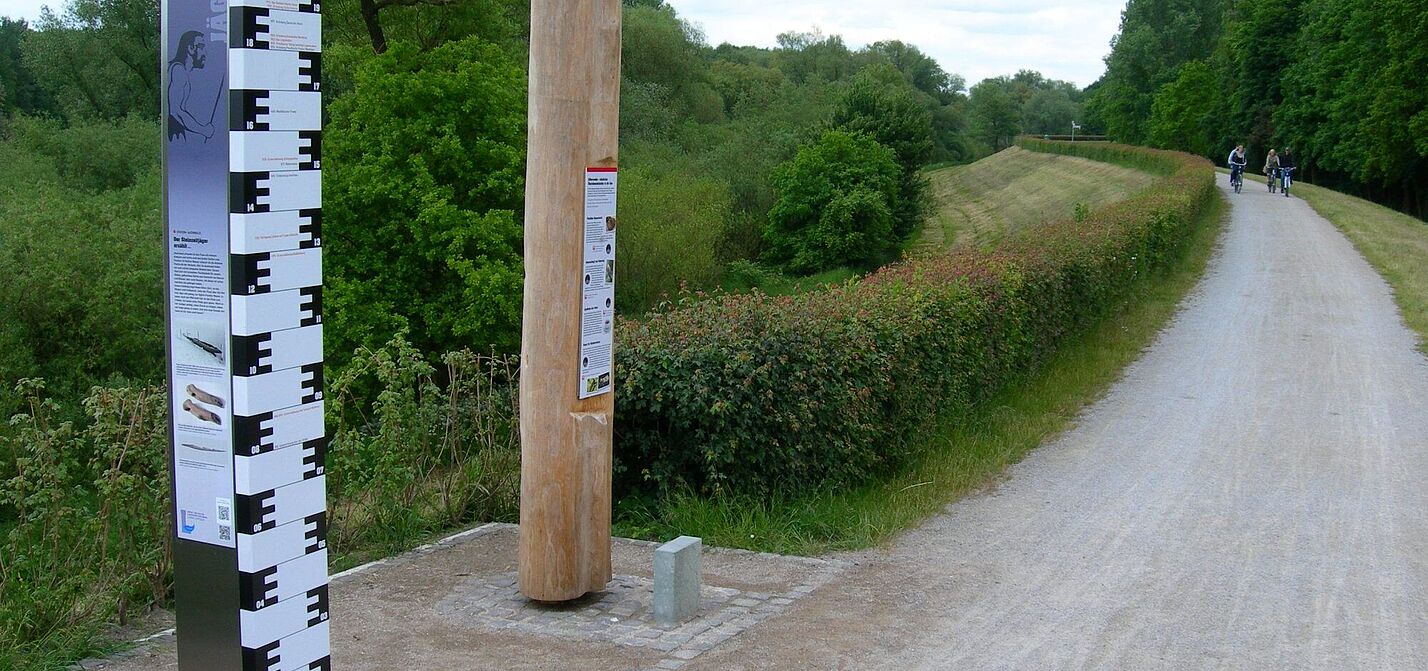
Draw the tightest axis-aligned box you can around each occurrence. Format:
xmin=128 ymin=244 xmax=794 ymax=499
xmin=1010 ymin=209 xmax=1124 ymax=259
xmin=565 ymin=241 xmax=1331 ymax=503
xmin=74 ymin=524 xmax=845 ymax=670
xmin=435 ymin=536 xmax=843 ymax=670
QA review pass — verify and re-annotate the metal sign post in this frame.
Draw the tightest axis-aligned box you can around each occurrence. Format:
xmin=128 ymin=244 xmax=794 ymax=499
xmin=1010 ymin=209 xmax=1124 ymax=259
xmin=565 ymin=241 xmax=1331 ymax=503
xmin=163 ymin=0 xmax=329 ymax=667
xmin=519 ymin=0 xmax=622 ymax=602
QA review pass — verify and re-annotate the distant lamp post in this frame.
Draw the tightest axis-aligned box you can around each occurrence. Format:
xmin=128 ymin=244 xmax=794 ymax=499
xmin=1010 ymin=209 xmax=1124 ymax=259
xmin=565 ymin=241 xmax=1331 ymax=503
xmin=1071 ymin=121 xmax=1081 ymax=142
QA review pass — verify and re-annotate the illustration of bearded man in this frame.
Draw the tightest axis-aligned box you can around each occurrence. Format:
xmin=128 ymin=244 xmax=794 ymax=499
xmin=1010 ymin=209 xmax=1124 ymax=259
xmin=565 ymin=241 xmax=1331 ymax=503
xmin=167 ymin=30 xmax=217 ymax=142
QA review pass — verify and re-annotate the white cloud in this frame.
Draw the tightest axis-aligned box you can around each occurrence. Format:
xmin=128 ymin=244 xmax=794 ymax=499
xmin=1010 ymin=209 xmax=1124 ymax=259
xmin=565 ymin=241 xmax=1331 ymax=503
xmin=665 ymin=0 xmax=1125 ymax=88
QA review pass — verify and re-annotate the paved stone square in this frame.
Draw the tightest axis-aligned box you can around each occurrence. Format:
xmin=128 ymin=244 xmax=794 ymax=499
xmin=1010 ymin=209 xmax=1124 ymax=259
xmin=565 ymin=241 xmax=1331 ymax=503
xmin=80 ymin=523 xmax=846 ymax=671
xmin=435 ymin=566 xmax=815 ymax=669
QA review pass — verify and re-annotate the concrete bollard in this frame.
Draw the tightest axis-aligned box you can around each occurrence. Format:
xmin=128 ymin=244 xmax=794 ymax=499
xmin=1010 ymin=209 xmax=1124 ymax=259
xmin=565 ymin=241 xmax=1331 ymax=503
xmin=654 ymin=536 xmax=702 ymax=625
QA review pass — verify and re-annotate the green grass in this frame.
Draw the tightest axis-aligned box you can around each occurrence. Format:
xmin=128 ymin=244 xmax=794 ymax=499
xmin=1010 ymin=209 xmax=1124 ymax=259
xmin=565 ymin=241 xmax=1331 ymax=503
xmin=1296 ymin=182 xmax=1428 ymax=353
xmin=716 ymin=261 xmax=859 ymax=297
xmin=914 ymin=146 xmax=1158 ymax=252
xmin=614 ymin=192 xmax=1228 ymax=556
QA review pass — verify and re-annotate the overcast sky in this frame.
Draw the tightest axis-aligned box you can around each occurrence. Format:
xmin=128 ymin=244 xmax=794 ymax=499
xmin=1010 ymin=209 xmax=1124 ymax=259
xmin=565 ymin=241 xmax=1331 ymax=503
xmin=0 ymin=0 xmax=49 ymax=23
xmin=666 ymin=0 xmax=1124 ymax=88
xmin=0 ymin=0 xmax=1125 ymax=88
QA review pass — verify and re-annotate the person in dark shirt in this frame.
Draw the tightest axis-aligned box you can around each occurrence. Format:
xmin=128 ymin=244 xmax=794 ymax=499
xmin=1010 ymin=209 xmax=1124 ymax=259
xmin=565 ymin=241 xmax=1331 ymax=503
xmin=1279 ymin=148 xmax=1297 ymax=197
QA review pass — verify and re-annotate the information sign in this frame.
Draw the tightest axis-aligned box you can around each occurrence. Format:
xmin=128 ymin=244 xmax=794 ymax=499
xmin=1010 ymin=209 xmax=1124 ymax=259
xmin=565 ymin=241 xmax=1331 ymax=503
xmin=579 ymin=168 xmax=618 ymax=399
xmin=164 ymin=0 xmax=330 ymax=666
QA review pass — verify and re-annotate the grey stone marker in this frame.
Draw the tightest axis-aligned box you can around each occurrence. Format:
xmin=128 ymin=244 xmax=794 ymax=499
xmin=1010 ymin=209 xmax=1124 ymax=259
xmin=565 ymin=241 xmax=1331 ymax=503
xmin=654 ymin=536 xmax=702 ymax=625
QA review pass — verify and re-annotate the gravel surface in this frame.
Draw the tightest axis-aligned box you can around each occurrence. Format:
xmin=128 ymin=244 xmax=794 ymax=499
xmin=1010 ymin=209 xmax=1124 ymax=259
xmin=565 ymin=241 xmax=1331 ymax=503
xmin=688 ymin=181 xmax=1428 ymax=669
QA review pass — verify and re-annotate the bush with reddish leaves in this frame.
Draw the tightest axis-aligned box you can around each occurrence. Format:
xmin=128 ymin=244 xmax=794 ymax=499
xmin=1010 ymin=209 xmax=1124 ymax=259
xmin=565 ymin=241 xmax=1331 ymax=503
xmin=614 ymin=140 xmax=1215 ymax=496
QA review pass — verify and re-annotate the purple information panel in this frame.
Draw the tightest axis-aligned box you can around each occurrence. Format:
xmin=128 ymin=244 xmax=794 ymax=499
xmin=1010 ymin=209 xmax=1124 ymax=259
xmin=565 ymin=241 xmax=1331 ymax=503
xmin=164 ymin=0 xmax=329 ymax=667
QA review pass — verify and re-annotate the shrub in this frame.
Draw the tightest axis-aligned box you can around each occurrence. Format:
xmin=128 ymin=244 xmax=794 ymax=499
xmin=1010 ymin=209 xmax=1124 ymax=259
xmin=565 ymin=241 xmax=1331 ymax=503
xmin=763 ymin=130 xmax=903 ymax=274
xmin=324 ymin=36 xmax=527 ymax=365
xmin=6 ymin=115 xmax=160 ymax=192
xmin=0 ymin=127 xmax=165 ymax=408
xmin=326 ymin=334 xmax=520 ymax=562
xmin=615 ymin=166 xmax=732 ymax=314
xmin=615 ymin=141 xmax=1215 ymax=496
xmin=0 ymin=379 xmax=170 ymax=669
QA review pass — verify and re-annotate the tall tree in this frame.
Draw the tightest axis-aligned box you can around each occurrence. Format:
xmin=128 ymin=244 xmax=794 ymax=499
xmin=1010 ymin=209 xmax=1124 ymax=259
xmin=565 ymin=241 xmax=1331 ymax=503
xmin=620 ymin=0 xmax=720 ymax=124
xmin=863 ymin=40 xmax=961 ymax=103
xmin=773 ymin=30 xmax=866 ymax=85
xmin=1278 ymin=0 xmax=1428 ymax=214
xmin=968 ymin=77 xmax=1020 ymax=152
xmin=22 ymin=0 xmax=160 ymax=119
xmin=321 ymin=0 xmax=524 ymax=54
xmin=1090 ymin=0 xmax=1230 ymax=144
xmin=1147 ymin=59 xmax=1217 ymax=156
xmin=0 ymin=19 xmax=54 ymax=116
xmin=1211 ymin=0 xmax=1303 ymax=163
xmin=830 ymin=64 xmax=935 ymax=237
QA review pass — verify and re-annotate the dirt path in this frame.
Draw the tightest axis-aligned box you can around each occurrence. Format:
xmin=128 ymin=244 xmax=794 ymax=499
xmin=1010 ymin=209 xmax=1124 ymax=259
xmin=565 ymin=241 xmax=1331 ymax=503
xmin=686 ymin=180 xmax=1428 ymax=669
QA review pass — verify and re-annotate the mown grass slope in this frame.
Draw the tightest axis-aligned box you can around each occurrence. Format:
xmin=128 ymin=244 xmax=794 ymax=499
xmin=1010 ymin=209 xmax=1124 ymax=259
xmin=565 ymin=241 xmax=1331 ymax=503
xmin=916 ymin=145 xmax=1157 ymax=251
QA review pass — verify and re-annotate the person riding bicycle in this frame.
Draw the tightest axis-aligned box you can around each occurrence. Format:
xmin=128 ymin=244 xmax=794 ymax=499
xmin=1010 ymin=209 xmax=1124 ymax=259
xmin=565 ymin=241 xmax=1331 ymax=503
xmin=1227 ymin=144 xmax=1247 ymax=187
xmin=1279 ymin=148 xmax=1297 ymax=196
xmin=1264 ymin=149 xmax=1280 ymax=189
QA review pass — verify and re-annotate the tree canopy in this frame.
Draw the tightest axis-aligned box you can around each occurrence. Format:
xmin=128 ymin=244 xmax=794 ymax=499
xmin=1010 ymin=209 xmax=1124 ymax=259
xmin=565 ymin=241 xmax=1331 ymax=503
xmin=1092 ymin=0 xmax=1428 ymax=218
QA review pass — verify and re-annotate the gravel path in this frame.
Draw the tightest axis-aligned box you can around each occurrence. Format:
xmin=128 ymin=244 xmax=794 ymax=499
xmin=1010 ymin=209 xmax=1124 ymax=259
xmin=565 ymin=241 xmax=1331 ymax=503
xmin=689 ymin=180 xmax=1428 ymax=669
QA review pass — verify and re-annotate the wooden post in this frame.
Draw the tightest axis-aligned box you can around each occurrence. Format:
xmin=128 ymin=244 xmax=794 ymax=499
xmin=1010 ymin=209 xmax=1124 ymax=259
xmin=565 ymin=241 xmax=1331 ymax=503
xmin=519 ymin=0 xmax=621 ymax=602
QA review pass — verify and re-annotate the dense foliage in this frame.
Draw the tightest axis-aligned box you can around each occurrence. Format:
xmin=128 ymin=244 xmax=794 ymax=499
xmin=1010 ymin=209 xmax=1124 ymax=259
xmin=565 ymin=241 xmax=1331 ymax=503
xmin=615 ymin=165 xmax=732 ymax=312
xmin=763 ymin=130 xmax=903 ymax=273
xmin=0 ymin=116 xmax=164 ymax=407
xmin=15 ymin=0 xmax=160 ymax=119
xmin=614 ymin=141 xmax=1216 ymax=496
xmin=1088 ymin=0 xmax=1231 ymax=145
xmin=324 ymin=36 xmax=527 ymax=362
xmin=968 ymin=71 xmax=1088 ymax=151
xmin=1 ymin=382 xmax=171 ymax=669
xmin=1090 ymin=0 xmax=1428 ymax=218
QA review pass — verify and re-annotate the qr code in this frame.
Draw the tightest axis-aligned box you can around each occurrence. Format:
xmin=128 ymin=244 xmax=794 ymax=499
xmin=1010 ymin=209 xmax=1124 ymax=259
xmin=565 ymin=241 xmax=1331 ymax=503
xmin=217 ymin=500 xmax=232 ymax=522
xmin=219 ymin=525 xmax=232 ymax=542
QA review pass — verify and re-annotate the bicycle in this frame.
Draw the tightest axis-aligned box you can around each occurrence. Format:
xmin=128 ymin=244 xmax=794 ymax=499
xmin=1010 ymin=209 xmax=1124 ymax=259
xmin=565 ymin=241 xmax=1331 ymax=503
xmin=1267 ymin=168 xmax=1278 ymax=193
xmin=1280 ymin=167 xmax=1296 ymax=197
xmin=1230 ymin=163 xmax=1245 ymax=193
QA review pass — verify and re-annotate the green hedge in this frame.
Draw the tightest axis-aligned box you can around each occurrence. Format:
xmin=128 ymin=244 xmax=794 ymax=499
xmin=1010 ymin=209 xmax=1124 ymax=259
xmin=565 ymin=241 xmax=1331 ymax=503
xmin=614 ymin=141 xmax=1215 ymax=495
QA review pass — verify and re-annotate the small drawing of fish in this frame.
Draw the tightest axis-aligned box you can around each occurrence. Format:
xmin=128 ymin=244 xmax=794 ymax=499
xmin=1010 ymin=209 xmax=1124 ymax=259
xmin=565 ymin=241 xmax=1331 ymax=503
xmin=183 ymin=332 xmax=224 ymax=363
xmin=181 ymin=443 xmax=225 ymax=453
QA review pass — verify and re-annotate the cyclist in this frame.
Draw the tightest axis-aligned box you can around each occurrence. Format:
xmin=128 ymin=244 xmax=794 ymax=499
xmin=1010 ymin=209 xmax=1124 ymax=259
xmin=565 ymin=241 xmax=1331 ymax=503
xmin=1264 ymin=149 xmax=1280 ymax=192
xmin=1279 ymin=147 xmax=1297 ymax=197
xmin=1227 ymin=144 xmax=1247 ymax=190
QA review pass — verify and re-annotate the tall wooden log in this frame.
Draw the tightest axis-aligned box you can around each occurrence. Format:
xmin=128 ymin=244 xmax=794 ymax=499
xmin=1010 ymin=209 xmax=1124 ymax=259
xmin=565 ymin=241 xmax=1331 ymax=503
xmin=519 ymin=0 xmax=621 ymax=602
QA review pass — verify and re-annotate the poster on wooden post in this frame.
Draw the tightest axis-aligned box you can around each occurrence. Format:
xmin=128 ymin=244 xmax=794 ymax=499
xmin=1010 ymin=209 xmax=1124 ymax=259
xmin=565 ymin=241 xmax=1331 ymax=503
xmin=580 ymin=167 xmax=618 ymax=399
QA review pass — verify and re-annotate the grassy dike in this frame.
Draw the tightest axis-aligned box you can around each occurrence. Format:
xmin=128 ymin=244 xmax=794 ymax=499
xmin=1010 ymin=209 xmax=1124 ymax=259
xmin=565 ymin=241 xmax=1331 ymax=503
xmin=1295 ymin=183 xmax=1428 ymax=352
xmin=916 ymin=146 xmax=1157 ymax=252
xmin=615 ymin=165 xmax=1227 ymax=556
